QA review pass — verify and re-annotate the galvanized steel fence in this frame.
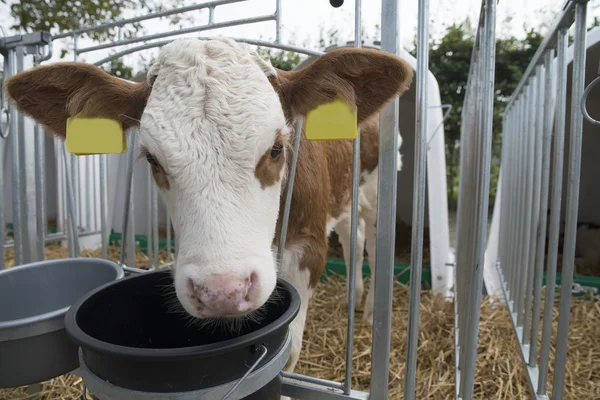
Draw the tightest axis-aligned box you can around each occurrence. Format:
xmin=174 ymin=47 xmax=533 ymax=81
xmin=0 ymin=0 xmax=589 ymax=398
xmin=495 ymin=0 xmax=592 ymax=399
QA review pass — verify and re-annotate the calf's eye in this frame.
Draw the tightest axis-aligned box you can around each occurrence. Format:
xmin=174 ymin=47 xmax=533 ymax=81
xmin=270 ymin=144 xmax=283 ymax=159
xmin=146 ymin=153 xmax=159 ymax=167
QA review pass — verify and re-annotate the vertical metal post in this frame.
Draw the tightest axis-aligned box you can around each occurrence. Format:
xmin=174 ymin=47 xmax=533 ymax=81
xmin=552 ymin=3 xmax=587 ymax=399
xmin=153 ymin=184 xmax=159 ymax=268
xmin=16 ymin=45 xmax=37 ymax=264
xmin=275 ymin=0 xmax=282 ymax=43
xmin=516 ymin=82 xmax=535 ymax=328
xmin=86 ymin=156 xmax=92 ymax=230
xmin=529 ymin=49 xmax=554 ymax=366
xmin=538 ymin=28 xmax=568 ymax=395
xmin=92 ymin=156 xmax=98 ymax=232
xmin=523 ymin=65 xmax=545 ymax=345
xmin=343 ymin=0 xmax=361 ymax=393
xmin=9 ymin=48 xmax=23 ymax=265
xmin=166 ymin=211 xmax=172 ymax=262
xmin=0 ymin=54 xmax=8 ymax=268
xmin=61 ymin=145 xmax=80 ymax=257
xmin=369 ymin=0 xmax=400 ymax=397
xmin=34 ymin=122 xmax=46 ymax=261
xmin=147 ymin=167 xmax=153 ymax=269
xmin=460 ymin=1 xmax=496 ymax=397
xmin=100 ymin=154 xmax=109 ymax=259
xmin=404 ymin=0 xmax=429 ymax=397
xmin=276 ymin=118 xmax=303 ymax=264
xmin=119 ymin=132 xmax=137 ymax=267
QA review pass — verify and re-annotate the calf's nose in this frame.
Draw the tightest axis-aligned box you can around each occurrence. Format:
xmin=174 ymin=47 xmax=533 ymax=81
xmin=188 ymin=272 xmax=258 ymax=317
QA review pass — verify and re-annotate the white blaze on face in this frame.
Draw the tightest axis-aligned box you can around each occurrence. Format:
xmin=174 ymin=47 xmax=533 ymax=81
xmin=139 ymin=38 xmax=289 ymax=319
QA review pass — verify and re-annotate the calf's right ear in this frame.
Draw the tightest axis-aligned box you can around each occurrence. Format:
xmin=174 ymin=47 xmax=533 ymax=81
xmin=4 ymin=62 xmax=151 ymax=139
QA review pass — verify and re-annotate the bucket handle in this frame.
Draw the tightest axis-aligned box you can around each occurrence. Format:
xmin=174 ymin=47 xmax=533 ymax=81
xmin=221 ymin=344 xmax=269 ymax=400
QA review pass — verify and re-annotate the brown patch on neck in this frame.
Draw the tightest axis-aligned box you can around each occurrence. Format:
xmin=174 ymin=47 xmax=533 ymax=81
xmin=255 ymin=131 xmax=286 ymax=189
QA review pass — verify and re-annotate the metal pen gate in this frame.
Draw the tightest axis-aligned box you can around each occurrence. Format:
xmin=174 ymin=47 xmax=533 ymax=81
xmin=0 ymin=0 xmax=586 ymax=398
xmin=494 ymin=0 xmax=594 ymax=399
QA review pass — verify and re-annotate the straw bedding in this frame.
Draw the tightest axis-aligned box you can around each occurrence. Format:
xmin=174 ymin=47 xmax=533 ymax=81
xmin=2 ymin=245 xmax=599 ymax=400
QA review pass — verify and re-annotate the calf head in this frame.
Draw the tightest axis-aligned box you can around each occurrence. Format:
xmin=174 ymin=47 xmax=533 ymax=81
xmin=5 ymin=37 xmax=413 ymax=320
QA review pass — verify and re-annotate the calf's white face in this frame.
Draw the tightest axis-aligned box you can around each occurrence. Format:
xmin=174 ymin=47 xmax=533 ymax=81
xmin=140 ymin=38 xmax=289 ymax=318
xmin=4 ymin=36 xmax=413 ymax=321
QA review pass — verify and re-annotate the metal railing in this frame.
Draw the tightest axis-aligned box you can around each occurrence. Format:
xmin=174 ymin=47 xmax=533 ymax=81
xmin=495 ymin=0 xmax=590 ymax=398
xmin=453 ymin=0 xmax=497 ymax=399
xmin=5 ymin=0 xmax=577 ymax=398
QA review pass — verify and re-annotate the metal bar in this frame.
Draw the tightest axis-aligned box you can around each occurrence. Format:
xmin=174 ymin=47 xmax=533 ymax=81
xmin=127 ymin=151 xmax=136 ymax=269
xmin=34 ymin=122 xmax=45 ymax=261
xmin=92 ymin=37 xmax=323 ymax=68
xmin=529 ymin=49 xmax=554 ymax=367
xmin=19 ymin=44 xmax=40 ymax=264
xmin=100 ymin=154 xmax=109 ymax=259
xmin=78 ymin=14 xmax=276 ymax=55
xmin=9 ymin=48 xmax=22 ymax=265
xmin=147 ymin=167 xmax=153 ymax=269
xmin=275 ymin=0 xmax=282 ymax=42
xmin=404 ymin=0 xmax=429 ymax=398
xmin=510 ymin=96 xmax=525 ymax=304
xmin=153 ymin=184 xmax=159 ymax=268
xmin=53 ymin=0 xmax=249 ymax=38
xmin=552 ymin=3 xmax=588 ymax=399
xmin=538 ymin=28 xmax=568 ymax=395
xmin=119 ymin=133 xmax=138 ymax=267
xmin=523 ymin=65 xmax=545 ymax=345
xmin=343 ymin=0 xmax=361 ymax=393
xmin=276 ymin=118 xmax=303 ymax=263
xmin=282 ymin=377 xmax=368 ymax=400
xmin=516 ymin=82 xmax=535 ymax=328
xmin=92 ymin=156 xmax=98 ymax=232
xmin=456 ymin=2 xmax=497 ymax=396
xmin=0 ymin=139 xmax=4 ymax=268
xmin=166 ymin=211 xmax=172 ymax=262
xmin=282 ymin=372 xmax=345 ymax=390
xmin=498 ymin=263 xmax=550 ymax=400
xmin=86 ymin=156 xmax=92 ymax=230
xmin=369 ymin=0 xmax=399 ymax=397
xmin=61 ymin=145 xmax=80 ymax=256
xmin=4 ymin=230 xmax=101 ymax=248
xmin=505 ymin=0 xmax=575 ymax=110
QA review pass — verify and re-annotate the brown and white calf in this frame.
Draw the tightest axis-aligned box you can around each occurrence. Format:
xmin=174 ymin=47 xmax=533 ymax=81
xmin=5 ymin=37 xmax=413 ymax=377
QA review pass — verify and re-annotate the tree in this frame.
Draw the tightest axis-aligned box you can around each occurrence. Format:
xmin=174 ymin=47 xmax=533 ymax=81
xmin=2 ymin=0 xmax=193 ymax=77
xmin=409 ymin=19 xmax=545 ymax=209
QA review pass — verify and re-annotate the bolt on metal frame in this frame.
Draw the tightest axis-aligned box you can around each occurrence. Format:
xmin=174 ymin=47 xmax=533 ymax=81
xmin=496 ymin=0 xmax=590 ymax=398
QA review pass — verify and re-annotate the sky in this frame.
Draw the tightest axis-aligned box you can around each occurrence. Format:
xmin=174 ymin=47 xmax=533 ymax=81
xmin=0 ymin=0 xmax=597 ymax=71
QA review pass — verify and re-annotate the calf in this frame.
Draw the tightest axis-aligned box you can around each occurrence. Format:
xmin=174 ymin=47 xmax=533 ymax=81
xmin=5 ymin=37 xmax=413 ymax=382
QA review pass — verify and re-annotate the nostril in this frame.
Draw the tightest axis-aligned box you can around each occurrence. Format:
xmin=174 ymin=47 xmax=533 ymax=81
xmin=243 ymin=271 xmax=259 ymax=303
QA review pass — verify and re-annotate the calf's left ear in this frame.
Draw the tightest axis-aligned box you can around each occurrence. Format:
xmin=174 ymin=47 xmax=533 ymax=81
xmin=270 ymin=47 xmax=414 ymax=124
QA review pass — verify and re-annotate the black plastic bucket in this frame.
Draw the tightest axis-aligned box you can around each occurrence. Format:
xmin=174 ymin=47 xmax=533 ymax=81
xmin=64 ymin=269 xmax=300 ymax=400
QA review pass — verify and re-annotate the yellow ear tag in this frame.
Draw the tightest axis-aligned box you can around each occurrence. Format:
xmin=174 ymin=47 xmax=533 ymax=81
xmin=65 ymin=114 xmax=127 ymax=156
xmin=305 ymin=98 xmax=358 ymax=141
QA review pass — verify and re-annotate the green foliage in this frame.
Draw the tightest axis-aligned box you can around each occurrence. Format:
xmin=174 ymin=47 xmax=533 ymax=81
xmin=102 ymin=59 xmax=133 ymax=80
xmin=411 ymin=19 xmax=545 ymax=210
xmin=2 ymin=0 xmax=150 ymax=42
xmin=255 ymin=47 xmax=303 ymax=72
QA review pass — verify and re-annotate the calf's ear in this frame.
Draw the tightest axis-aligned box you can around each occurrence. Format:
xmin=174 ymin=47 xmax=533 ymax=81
xmin=4 ymin=62 xmax=151 ymax=139
xmin=270 ymin=47 xmax=414 ymax=124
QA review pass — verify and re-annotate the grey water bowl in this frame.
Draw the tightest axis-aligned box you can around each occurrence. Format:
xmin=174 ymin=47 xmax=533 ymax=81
xmin=0 ymin=258 xmax=124 ymax=388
